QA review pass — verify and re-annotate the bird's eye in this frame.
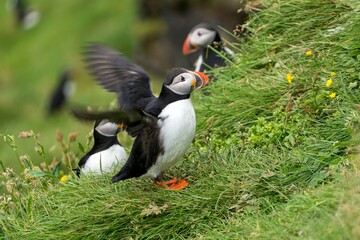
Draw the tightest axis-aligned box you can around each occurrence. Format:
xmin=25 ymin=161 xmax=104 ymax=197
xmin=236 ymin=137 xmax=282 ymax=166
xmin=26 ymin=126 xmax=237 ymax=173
xmin=197 ymin=32 xmax=202 ymax=37
xmin=180 ymin=76 xmax=185 ymax=82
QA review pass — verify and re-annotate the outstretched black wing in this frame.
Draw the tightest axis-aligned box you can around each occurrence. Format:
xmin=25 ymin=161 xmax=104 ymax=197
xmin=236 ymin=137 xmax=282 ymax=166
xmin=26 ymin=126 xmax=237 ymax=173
xmin=84 ymin=44 xmax=156 ymax=111
xmin=71 ymin=105 xmax=156 ymax=137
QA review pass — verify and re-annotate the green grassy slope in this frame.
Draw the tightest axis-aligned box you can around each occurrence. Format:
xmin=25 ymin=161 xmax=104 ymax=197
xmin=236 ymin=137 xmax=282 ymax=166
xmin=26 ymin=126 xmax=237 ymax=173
xmin=1 ymin=0 xmax=360 ymax=239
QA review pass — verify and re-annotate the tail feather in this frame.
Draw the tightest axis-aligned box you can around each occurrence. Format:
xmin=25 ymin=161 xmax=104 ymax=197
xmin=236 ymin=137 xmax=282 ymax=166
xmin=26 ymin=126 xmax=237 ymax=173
xmin=111 ymin=170 xmax=129 ymax=183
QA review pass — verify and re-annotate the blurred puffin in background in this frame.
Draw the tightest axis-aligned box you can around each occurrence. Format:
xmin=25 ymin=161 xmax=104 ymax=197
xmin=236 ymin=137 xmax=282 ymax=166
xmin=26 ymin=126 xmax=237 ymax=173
xmin=6 ymin=0 xmax=40 ymax=29
xmin=47 ymin=69 xmax=76 ymax=115
xmin=72 ymin=44 xmax=210 ymax=190
xmin=73 ymin=119 xmax=127 ymax=177
xmin=182 ymin=23 xmax=233 ymax=72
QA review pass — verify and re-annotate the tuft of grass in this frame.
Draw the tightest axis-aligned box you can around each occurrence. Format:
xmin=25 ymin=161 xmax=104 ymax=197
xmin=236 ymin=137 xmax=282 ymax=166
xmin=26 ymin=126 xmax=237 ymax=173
xmin=1 ymin=0 xmax=360 ymax=239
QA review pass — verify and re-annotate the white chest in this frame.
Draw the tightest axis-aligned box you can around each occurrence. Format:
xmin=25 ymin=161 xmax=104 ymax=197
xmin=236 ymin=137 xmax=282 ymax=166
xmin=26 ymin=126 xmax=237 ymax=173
xmin=195 ymin=54 xmax=204 ymax=72
xmin=145 ymin=99 xmax=196 ymax=178
xmin=82 ymin=144 xmax=127 ymax=175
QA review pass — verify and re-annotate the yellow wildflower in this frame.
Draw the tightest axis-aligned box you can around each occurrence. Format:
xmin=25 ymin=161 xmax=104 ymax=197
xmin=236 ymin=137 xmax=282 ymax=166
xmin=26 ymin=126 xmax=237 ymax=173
xmin=305 ymin=50 xmax=312 ymax=56
xmin=330 ymin=72 xmax=336 ymax=77
xmin=286 ymin=73 xmax=294 ymax=83
xmin=60 ymin=175 xmax=68 ymax=183
xmin=326 ymin=78 xmax=333 ymax=87
xmin=329 ymin=92 xmax=336 ymax=99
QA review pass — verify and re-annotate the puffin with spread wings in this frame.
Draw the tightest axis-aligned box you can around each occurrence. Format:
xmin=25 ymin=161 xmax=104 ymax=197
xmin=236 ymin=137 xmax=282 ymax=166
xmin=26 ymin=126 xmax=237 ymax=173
xmin=72 ymin=44 xmax=210 ymax=190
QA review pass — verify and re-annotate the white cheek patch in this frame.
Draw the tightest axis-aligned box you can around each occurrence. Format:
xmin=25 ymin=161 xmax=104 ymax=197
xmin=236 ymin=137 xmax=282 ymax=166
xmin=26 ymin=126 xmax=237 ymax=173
xmin=166 ymin=73 xmax=194 ymax=95
xmin=190 ymin=28 xmax=216 ymax=47
xmin=95 ymin=121 xmax=119 ymax=137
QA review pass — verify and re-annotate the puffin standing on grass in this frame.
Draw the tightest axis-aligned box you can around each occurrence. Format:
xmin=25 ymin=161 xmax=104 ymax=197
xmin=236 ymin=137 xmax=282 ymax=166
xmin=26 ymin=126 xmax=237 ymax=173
xmin=6 ymin=0 xmax=40 ymax=29
xmin=182 ymin=23 xmax=233 ymax=72
xmin=72 ymin=44 xmax=210 ymax=190
xmin=73 ymin=119 xmax=127 ymax=177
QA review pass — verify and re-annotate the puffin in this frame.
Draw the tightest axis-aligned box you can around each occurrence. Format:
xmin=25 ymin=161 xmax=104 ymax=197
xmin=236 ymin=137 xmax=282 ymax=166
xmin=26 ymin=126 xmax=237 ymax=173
xmin=73 ymin=119 xmax=127 ymax=177
xmin=182 ymin=23 xmax=234 ymax=72
xmin=72 ymin=44 xmax=210 ymax=190
xmin=47 ymin=69 xmax=76 ymax=115
xmin=6 ymin=0 xmax=40 ymax=29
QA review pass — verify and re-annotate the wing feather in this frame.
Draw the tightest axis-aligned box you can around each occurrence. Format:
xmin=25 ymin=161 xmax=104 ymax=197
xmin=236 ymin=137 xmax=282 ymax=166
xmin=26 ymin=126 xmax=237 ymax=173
xmin=70 ymin=105 xmax=156 ymax=137
xmin=84 ymin=44 xmax=156 ymax=111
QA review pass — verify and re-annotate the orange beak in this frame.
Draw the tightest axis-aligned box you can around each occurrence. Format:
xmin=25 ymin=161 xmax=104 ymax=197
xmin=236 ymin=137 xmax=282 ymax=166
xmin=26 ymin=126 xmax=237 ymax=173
xmin=191 ymin=71 xmax=210 ymax=89
xmin=182 ymin=34 xmax=198 ymax=55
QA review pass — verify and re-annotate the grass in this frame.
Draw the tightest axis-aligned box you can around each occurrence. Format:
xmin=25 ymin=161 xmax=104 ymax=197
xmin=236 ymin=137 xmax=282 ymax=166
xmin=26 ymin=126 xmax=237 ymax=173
xmin=1 ymin=0 xmax=360 ymax=239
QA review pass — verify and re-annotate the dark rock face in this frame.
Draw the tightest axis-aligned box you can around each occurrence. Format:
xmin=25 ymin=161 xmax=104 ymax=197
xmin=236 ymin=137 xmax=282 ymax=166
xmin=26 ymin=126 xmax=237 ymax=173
xmin=135 ymin=0 xmax=248 ymax=75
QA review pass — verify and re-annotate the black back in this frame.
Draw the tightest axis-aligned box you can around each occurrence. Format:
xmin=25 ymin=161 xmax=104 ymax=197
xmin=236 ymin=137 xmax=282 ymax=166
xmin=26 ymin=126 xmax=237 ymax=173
xmin=47 ymin=70 xmax=71 ymax=115
xmin=199 ymin=32 xmax=226 ymax=72
xmin=14 ymin=0 xmax=27 ymax=24
xmin=111 ymin=122 xmax=163 ymax=181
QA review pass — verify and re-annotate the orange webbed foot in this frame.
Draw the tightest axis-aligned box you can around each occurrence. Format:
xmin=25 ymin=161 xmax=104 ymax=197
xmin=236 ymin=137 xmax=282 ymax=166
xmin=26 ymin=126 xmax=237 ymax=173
xmin=154 ymin=177 xmax=188 ymax=190
xmin=168 ymin=179 xmax=188 ymax=190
